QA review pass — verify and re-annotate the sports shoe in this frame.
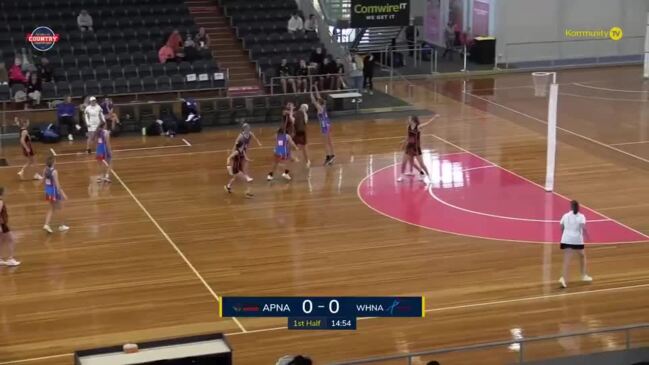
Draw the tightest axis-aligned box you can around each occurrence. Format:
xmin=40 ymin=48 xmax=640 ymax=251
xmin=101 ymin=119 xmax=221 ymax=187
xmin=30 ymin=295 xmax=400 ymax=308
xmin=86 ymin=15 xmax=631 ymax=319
xmin=281 ymin=173 xmax=292 ymax=181
xmin=326 ymin=155 xmax=336 ymax=165
xmin=58 ymin=225 xmax=70 ymax=232
xmin=267 ymin=174 xmax=274 ymax=181
xmin=224 ymin=185 xmax=232 ymax=194
xmin=397 ymin=176 xmax=404 ymax=182
xmin=33 ymin=173 xmax=43 ymax=180
xmin=86 ymin=149 xmax=92 ymax=154
xmin=4 ymin=258 xmax=20 ymax=267
xmin=17 ymin=170 xmax=24 ymax=179
xmin=245 ymin=176 xmax=253 ymax=183
xmin=43 ymin=225 xmax=53 ymax=233
xmin=558 ymin=277 xmax=567 ymax=288
xmin=581 ymin=274 xmax=593 ymax=282
xmin=68 ymin=134 xmax=74 ymax=141
xmin=306 ymin=160 xmax=311 ymax=168
xmin=245 ymin=192 xmax=254 ymax=199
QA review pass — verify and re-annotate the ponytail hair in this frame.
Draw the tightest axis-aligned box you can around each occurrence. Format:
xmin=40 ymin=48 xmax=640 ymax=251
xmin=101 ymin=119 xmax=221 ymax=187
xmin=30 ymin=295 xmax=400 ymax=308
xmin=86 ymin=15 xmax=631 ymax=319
xmin=570 ymin=200 xmax=579 ymax=214
xmin=46 ymin=155 xmax=55 ymax=168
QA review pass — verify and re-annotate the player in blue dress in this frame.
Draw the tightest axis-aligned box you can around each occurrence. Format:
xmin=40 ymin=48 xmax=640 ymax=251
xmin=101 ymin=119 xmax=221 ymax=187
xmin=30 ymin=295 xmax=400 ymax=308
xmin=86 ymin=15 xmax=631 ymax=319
xmin=232 ymin=123 xmax=261 ymax=182
xmin=310 ymin=85 xmax=335 ymax=165
xmin=94 ymin=121 xmax=112 ymax=183
xmin=267 ymin=126 xmax=299 ymax=181
xmin=225 ymin=141 xmax=254 ymax=198
xmin=42 ymin=156 xmax=69 ymax=234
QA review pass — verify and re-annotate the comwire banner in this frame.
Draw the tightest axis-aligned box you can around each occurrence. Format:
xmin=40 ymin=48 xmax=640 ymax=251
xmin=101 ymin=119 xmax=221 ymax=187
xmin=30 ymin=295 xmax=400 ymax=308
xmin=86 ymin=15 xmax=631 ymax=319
xmin=351 ymin=0 xmax=410 ymax=28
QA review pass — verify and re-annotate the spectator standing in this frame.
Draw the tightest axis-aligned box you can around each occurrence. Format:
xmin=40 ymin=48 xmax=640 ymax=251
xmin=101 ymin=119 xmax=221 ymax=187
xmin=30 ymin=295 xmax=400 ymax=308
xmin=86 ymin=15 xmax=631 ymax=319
xmin=295 ymin=59 xmax=309 ymax=93
xmin=349 ymin=52 xmax=364 ymax=94
xmin=287 ymin=13 xmax=304 ymax=33
xmin=363 ymin=54 xmax=375 ymax=94
xmin=26 ymin=73 xmax=42 ymax=107
xmin=37 ymin=57 xmax=54 ymax=82
xmin=158 ymin=44 xmax=176 ymax=64
xmin=304 ymin=14 xmax=318 ymax=34
xmin=77 ymin=10 xmax=94 ymax=32
xmin=442 ymin=21 xmax=455 ymax=60
xmin=405 ymin=25 xmax=419 ymax=57
xmin=277 ymin=59 xmax=296 ymax=94
xmin=334 ymin=57 xmax=346 ymax=89
xmin=57 ymin=96 xmax=77 ymax=141
xmin=8 ymin=61 xmax=27 ymax=87
xmin=0 ymin=62 xmax=7 ymax=85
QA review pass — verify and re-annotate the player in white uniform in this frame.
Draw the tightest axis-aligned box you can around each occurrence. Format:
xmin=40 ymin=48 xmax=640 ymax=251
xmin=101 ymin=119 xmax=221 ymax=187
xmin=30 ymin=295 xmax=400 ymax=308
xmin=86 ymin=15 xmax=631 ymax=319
xmin=83 ymin=96 xmax=105 ymax=154
xmin=558 ymin=200 xmax=592 ymax=288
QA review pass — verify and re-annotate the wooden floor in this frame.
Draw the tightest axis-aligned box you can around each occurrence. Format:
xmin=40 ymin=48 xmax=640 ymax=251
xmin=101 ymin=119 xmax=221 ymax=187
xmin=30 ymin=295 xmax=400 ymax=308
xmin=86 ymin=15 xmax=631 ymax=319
xmin=1 ymin=65 xmax=649 ymax=364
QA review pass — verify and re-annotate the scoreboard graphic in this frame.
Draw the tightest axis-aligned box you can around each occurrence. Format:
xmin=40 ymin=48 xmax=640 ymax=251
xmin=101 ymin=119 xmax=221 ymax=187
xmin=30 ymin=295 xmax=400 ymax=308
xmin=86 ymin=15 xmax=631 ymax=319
xmin=220 ymin=297 xmax=425 ymax=331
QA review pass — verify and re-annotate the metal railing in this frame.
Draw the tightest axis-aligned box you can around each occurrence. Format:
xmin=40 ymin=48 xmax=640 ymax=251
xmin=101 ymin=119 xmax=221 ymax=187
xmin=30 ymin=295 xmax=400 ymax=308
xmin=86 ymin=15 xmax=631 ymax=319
xmin=270 ymin=73 xmax=347 ymax=94
xmin=330 ymin=323 xmax=649 ymax=365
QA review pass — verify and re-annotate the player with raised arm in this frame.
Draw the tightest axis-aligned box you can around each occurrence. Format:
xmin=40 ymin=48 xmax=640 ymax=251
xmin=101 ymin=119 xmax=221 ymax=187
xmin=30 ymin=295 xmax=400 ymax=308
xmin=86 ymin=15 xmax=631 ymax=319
xmin=397 ymin=114 xmax=439 ymax=183
xmin=310 ymin=85 xmax=335 ymax=165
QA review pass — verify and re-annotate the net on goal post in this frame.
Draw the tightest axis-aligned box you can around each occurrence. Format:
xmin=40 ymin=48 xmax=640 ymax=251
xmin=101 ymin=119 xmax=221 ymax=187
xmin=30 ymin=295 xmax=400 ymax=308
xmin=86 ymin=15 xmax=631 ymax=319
xmin=532 ymin=71 xmax=558 ymax=192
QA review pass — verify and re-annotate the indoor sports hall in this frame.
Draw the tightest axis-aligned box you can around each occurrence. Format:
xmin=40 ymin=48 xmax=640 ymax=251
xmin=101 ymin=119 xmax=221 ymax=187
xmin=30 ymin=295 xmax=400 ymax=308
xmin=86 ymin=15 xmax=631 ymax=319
xmin=0 ymin=0 xmax=648 ymax=364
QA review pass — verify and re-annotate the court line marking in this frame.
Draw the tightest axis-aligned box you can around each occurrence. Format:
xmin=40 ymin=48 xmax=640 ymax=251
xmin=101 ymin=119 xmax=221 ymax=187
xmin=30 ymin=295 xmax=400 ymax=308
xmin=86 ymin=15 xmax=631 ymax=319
xmin=559 ymin=91 xmax=647 ymax=103
xmin=105 ymin=162 xmax=247 ymax=333
xmin=464 ymin=92 xmax=649 ymax=166
xmin=428 ymin=133 xmax=649 ymax=240
xmin=610 ymin=140 xmax=649 ymax=146
xmin=572 ymin=82 xmax=649 ymax=93
xmin=182 ymin=138 xmax=192 ymax=146
xmin=6 ymin=280 xmax=649 ymax=364
xmin=357 ymin=161 xmax=648 ymax=245
xmin=49 ymin=148 xmax=57 ymax=156
xmin=53 ymin=142 xmax=191 ymax=157
xmin=7 ymin=279 xmax=649 ymax=364
xmin=426 ymin=164 xmax=611 ymax=224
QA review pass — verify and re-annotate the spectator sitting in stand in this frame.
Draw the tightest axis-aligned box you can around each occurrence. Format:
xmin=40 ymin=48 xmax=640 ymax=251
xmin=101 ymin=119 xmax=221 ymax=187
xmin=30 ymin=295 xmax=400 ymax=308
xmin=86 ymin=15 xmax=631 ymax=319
xmin=287 ymin=12 xmax=304 ymax=33
xmin=37 ymin=57 xmax=55 ymax=83
xmin=158 ymin=44 xmax=176 ymax=64
xmin=304 ymin=14 xmax=318 ymax=34
xmin=309 ymin=47 xmax=326 ymax=88
xmin=77 ymin=9 xmax=94 ymax=32
xmin=194 ymin=27 xmax=210 ymax=51
xmin=166 ymin=29 xmax=185 ymax=59
xmin=183 ymin=33 xmax=199 ymax=62
xmin=26 ymin=72 xmax=42 ymax=108
xmin=295 ymin=59 xmax=309 ymax=93
xmin=8 ymin=60 xmax=27 ymax=87
xmin=57 ymin=96 xmax=77 ymax=141
xmin=277 ymin=58 xmax=296 ymax=94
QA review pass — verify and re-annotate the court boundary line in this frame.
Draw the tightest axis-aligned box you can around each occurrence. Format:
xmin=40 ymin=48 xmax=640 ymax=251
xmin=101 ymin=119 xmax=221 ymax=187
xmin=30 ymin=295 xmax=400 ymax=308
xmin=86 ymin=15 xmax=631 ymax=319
xmin=426 ymin=164 xmax=611 ymax=224
xmin=464 ymin=91 xmax=649 ymax=166
xmin=105 ymin=162 xmax=247 ymax=333
xmin=7 ymin=280 xmax=649 ymax=365
xmin=51 ymin=141 xmax=192 ymax=157
xmin=428 ymin=133 xmax=649 ymax=240
xmin=572 ymin=82 xmax=649 ymax=93
xmin=610 ymin=140 xmax=649 ymax=146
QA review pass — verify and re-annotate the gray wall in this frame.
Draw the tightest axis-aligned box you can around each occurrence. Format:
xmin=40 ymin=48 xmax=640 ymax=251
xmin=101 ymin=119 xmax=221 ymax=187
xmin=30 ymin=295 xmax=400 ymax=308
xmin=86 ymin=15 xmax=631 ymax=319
xmin=493 ymin=0 xmax=648 ymax=64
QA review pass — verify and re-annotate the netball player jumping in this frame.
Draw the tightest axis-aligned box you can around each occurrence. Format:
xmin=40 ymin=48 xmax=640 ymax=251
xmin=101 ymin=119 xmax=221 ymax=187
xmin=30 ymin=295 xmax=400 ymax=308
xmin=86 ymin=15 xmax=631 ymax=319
xmin=310 ymin=85 xmax=335 ymax=165
xmin=94 ymin=121 xmax=112 ymax=183
xmin=293 ymin=104 xmax=311 ymax=168
xmin=225 ymin=141 xmax=254 ymax=198
xmin=15 ymin=117 xmax=42 ymax=181
xmin=397 ymin=114 xmax=439 ymax=183
xmin=232 ymin=123 xmax=262 ymax=182
xmin=0 ymin=187 xmax=20 ymax=266
xmin=42 ymin=156 xmax=69 ymax=233
xmin=267 ymin=126 xmax=299 ymax=181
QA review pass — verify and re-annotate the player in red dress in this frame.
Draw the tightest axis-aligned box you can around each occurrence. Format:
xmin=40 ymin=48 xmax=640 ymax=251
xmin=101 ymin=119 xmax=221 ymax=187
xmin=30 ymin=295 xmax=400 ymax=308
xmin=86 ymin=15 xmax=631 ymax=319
xmin=15 ymin=117 xmax=42 ymax=181
xmin=232 ymin=123 xmax=262 ymax=182
xmin=225 ymin=141 xmax=254 ymax=198
xmin=0 ymin=187 xmax=20 ymax=266
xmin=397 ymin=114 xmax=439 ymax=183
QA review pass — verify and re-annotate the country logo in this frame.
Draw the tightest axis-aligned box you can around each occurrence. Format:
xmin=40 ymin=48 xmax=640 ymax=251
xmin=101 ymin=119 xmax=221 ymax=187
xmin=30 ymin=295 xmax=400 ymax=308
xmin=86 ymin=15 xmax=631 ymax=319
xmin=26 ymin=26 xmax=60 ymax=52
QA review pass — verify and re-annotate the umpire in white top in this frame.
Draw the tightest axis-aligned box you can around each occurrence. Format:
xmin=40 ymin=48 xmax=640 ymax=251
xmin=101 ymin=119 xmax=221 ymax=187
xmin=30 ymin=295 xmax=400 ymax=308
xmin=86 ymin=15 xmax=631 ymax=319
xmin=558 ymin=200 xmax=592 ymax=288
xmin=83 ymin=96 xmax=105 ymax=154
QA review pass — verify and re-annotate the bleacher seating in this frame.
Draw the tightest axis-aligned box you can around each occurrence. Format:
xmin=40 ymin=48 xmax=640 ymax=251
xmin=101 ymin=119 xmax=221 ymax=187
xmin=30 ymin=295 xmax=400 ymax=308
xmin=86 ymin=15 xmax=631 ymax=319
xmin=221 ymin=0 xmax=323 ymax=87
xmin=0 ymin=0 xmax=226 ymax=102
